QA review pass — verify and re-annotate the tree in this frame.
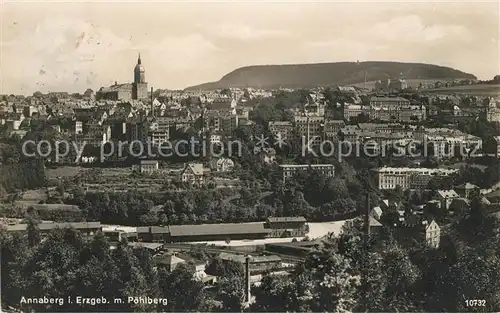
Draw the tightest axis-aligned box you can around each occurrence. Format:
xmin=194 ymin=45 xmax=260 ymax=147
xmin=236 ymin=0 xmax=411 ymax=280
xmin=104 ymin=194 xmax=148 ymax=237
xmin=26 ymin=217 xmax=40 ymax=247
xmin=217 ymin=273 xmax=246 ymax=312
xmin=252 ymin=274 xmax=292 ymax=312
xmin=423 ymin=201 xmax=447 ymax=221
xmin=456 ymin=196 xmax=497 ymax=243
xmin=302 ymin=240 xmax=360 ymax=312
xmin=159 ymin=264 xmax=208 ymax=312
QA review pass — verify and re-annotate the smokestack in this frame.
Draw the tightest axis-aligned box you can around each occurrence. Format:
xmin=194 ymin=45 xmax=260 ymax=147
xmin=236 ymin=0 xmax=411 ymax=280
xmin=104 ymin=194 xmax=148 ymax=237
xmin=365 ymin=194 xmax=371 ymax=237
xmin=244 ymin=255 xmax=251 ymax=303
xmin=150 ymin=87 xmax=154 ymax=117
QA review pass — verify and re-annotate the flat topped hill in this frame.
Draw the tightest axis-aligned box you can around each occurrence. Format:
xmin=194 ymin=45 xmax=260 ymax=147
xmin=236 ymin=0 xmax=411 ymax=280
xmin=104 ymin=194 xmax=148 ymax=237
xmin=185 ymin=61 xmax=476 ymax=90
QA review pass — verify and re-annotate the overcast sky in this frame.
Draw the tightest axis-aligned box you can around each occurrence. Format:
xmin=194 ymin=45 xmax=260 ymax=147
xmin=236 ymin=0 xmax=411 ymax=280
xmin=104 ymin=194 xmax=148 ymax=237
xmin=0 ymin=0 xmax=498 ymax=94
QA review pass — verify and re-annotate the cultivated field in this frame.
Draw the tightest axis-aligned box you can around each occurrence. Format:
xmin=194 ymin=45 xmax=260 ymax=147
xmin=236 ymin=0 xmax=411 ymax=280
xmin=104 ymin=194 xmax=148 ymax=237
xmin=45 ymin=166 xmax=83 ymax=180
xmin=352 ymin=78 xmax=456 ymax=91
xmin=423 ymin=84 xmax=500 ymax=96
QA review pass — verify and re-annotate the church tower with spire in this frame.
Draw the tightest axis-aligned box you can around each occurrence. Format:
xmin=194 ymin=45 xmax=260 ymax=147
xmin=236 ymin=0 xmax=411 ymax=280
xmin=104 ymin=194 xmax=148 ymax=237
xmin=132 ymin=53 xmax=148 ymax=100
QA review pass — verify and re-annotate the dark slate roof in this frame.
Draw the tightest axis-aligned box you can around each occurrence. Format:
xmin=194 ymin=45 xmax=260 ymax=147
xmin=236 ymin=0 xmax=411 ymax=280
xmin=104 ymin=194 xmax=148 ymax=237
xmin=169 ymin=223 xmax=271 ymax=237
xmin=151 ymin=226 xmax=170 ymax=234
xmin=128 ymin=242 xmax=163 ymax=250
xmin=218 ymin=252 xmax=281 ymax=263
xmin=267 ymin=216 xmax=307 ymax=223
xmin=7 ymin=222 xmax=101 ymax=232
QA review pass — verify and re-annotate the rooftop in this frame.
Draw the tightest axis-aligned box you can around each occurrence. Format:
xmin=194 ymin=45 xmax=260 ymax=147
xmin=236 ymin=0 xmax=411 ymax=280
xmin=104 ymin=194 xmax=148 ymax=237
xmin=373 ymin=167 xmax=459 ymax=175
xmin=437 ymin=190 xmax=459 ymax=198
xmin=155 ymin=254 xmax=186 ymax=266
xmin=7 ymin=222 xmax=101 ymax=232
xmin=455 ymin=182 xmax=480 ymax=190
xmin=218 ymin=252 xmax=281 ymax=264
xmin=267 ymin=216 xmax=307 ymax=223
xmin=279 ymin=164 xmax=334 ymax=169
xmin=128 ymin=242 xmax=163 ymax=250
xmin=169 ymin=223 xmax=271 ymax=237
xmin=369 ymin=217 xmax=383 ymax=227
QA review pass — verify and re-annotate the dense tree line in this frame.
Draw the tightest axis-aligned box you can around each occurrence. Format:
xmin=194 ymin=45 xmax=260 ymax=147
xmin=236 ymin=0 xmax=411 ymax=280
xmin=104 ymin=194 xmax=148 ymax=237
xmin=428 ymin=161 xmax=500 ymax=191
xmin=252 ymin=209 xmax=500 ymax=312
xmin=3 ymin=206 xmax=500 ymax=312
xmin=0 ymin=159 xmax=46 ymax=195
xmin=65 ymin=165 xmax=367 ymax=226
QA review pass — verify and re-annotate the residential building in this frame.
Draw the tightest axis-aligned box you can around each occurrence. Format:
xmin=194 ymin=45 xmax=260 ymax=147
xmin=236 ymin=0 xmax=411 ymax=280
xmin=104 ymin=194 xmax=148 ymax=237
xmin=370 ymin=104 xmax=426 ymax=122
xmin=74 ymin=124 xmax=111 ymax=148
xmin=436 ymin=189 xmax=460 ymax=210
xmin=323 ymin=120 xmax=345 ymax=140
xmin=127 ymin=118 xmax=149 ymax=144
xmin=369 ymin=217 xmax=383 ymax=234
xmin=294 ymin=115 xmax=324 ymax=148
xmin=180 ymin=163 xmax=208 ymax=185
xmin=455 ymin=183 xmax=480 ymax=199
xmin=343 ymin=104 xmax=364 ymax=121
xmin=209 ymin=132 xmax=223 ymax=144
xmin=388 ymin=79 xmax=408 ymax=92
xmin=279 ymin=164 xmax=335 ymax=182
xmin=138 ymin=160 xmax=159 ymax=174
xmin=154 ymin=254 xmax=186 ymax=271
xmin=210 ymin=158 xmax=235 ymax=172
xmin=370 ymin=206 xmax=383 ymax=220
xmin=396 ymin=218 xmax=440 ymax=248
xmin=485 ymin=98 xmax=500 ymax=122
xmin=494 ymin=136 xmax=500 ymax=157
xmin=148 ymin=117 xmax=172 ymax=146
xmin=255 ymin=147 xmax=276 ymax=164
xmin=372 ymin=167 xmax=459 ymax=190
xmin=369 ymin=96 xmax=411 ymax=107
xmin=4 ymin=113 xmax=25 ymax=133
xmin=425 ymin=132 xmax=482 ymax=159
xmin=269 ymin=121 xmax=294 ymax=142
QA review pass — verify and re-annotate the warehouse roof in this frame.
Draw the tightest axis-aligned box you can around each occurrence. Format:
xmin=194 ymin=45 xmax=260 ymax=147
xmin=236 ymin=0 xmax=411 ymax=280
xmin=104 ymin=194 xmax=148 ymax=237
xmin=218 ymin=252 xmax=281 ymax=264
xmin=7 ymin=222 xmax=101 ymax=232
xmin=267 ymin=216 xmax=306 ymax=223
xmin=169 ymin=223 xmax=271 ymax=237
xmin=128 ymin=242 xmax=163 ymax=250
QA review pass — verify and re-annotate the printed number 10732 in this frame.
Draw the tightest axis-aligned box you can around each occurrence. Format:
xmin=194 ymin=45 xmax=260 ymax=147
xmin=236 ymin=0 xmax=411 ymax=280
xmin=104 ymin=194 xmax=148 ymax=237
xmin=465 ymin=299 xmax=486 ymax=307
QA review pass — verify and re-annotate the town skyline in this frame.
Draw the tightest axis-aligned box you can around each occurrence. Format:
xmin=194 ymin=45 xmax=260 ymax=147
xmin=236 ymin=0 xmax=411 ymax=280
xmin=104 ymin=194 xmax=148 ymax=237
xmin=0 ymin=0 xmax=499 ymax=94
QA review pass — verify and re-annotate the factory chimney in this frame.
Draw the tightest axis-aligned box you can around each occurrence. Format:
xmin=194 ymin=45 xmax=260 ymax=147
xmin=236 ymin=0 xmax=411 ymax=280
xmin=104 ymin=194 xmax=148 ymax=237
xmin=244 ymin=255 xmax=252 ymax=304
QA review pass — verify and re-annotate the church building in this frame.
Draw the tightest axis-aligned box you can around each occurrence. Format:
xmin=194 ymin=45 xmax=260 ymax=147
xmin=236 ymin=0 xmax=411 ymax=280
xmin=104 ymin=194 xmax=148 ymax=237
xmin=96 ymin=54 xmax=148 ymax=101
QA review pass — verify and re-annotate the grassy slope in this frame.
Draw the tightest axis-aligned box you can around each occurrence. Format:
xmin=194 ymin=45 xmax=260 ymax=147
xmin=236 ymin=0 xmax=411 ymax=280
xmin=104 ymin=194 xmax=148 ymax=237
xmin=185 ymin=61 xmax=476 ymax=90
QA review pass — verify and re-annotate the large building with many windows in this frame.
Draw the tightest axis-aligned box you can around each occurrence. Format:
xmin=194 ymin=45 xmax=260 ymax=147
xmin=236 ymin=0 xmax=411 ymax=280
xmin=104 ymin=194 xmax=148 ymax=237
xmin=294 ymin=115 xmax=324 ymax=148
xmin=279 ymin=164 xmax=335 ymax=182
xmin=372 ymin=167 xmax=458 ymax=190
xmin=268 ymin=121 xmax=294 ymax=142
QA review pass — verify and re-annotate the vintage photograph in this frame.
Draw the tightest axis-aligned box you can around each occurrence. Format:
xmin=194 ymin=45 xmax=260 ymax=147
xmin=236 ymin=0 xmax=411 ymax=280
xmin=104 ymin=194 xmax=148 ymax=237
xmin=0 ymin=0 xmax=499 ymax=312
